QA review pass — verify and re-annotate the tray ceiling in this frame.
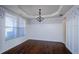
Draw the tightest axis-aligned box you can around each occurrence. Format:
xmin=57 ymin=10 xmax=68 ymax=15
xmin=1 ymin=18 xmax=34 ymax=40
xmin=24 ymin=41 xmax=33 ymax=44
xmin=2 ymin=5 xmax=73 ymax=18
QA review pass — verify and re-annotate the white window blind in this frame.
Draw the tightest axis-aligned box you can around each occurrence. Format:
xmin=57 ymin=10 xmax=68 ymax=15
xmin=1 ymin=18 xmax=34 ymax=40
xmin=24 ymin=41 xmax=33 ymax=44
xmin=5 ymin=12 xmax=26 ymax=40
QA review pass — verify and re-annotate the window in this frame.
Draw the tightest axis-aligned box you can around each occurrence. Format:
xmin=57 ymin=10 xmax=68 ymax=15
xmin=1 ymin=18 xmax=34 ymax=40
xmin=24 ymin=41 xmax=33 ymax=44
xmin=5 ymin=12 xmax=26 ymax=40
xmin=17 ymin=17 xmax=26 ymax=37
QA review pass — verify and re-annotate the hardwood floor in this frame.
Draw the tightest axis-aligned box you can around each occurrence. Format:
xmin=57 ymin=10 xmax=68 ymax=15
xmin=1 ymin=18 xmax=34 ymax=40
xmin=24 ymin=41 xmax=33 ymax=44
xmin=2 ymin=39 xmax=71 ymax=54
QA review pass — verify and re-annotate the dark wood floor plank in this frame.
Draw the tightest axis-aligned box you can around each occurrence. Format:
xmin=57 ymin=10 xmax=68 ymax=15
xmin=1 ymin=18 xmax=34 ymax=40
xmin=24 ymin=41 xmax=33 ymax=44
xmin=2 ymin=39 xmax=71 ymax=54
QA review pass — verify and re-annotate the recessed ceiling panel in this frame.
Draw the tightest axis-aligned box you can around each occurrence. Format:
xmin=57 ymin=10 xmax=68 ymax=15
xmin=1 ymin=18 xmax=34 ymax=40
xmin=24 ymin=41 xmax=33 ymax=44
xmin=19 ymin=5 xmax=60 ymax=16
xmin=2 ymin=5 xmax=73 ymax=18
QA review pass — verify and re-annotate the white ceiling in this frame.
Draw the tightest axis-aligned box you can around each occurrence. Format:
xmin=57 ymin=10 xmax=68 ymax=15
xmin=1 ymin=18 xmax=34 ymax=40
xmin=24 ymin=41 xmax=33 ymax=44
xmin=2 ymin=5 xmax=73 ymax=18
xmin=19 ymin=5 xmax=60 ymax=16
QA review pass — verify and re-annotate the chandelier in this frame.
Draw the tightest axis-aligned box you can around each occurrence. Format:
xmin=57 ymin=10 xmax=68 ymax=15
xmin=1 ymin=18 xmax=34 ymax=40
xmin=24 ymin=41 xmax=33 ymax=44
xmin=36 ymin=9 xmax=44 ymax=22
